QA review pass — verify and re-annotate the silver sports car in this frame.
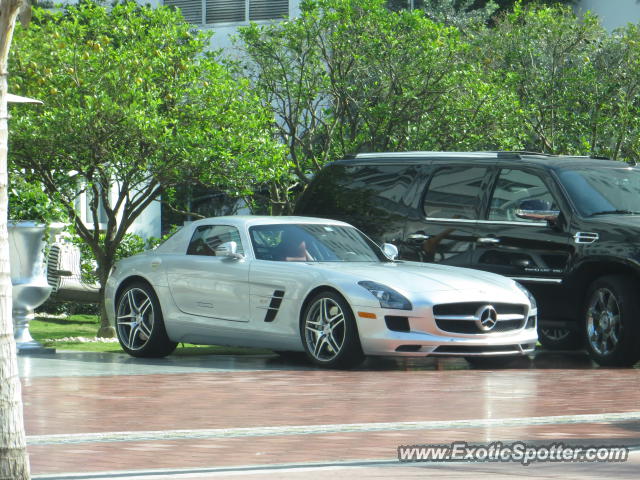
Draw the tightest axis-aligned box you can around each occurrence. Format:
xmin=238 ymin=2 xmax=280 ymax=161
xmin=105 ymin=216 xmax=538 ymax=368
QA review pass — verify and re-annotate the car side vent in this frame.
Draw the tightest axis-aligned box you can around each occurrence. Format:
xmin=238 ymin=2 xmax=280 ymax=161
xmin=574 ymin=232 xmax=599 ymax=244
xmin=264 ymin=290 xmax=285 ymax=322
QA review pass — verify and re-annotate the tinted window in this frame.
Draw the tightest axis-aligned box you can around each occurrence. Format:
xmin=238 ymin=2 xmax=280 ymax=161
xmin=295 ymin=163 xmax=418 ymax=243
xmin=249 ymin=224 xmax=387 ymax=262
xmin=557 ymin=167 xmax=640 ymax=217
xmin=489 ymin=169 xmax=558 ymax=222
xmin=186 ymin=225 xmax=244 ymax=256
xmin=296 ymin=164 xmax=415 ymax=214
xmin=423 ymin=167 xmax=487 ymax=219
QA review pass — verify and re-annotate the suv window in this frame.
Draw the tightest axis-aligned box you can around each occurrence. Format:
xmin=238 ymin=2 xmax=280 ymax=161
xmin=557 ymin=167 xmax=640 ymax=217
xmin=186 ymin=225 xmax=244 ymax=256
xmin=423 ymin=167 xmax=488 ymax=219
xmin=488 ymin=169 xmax=558 ymax=223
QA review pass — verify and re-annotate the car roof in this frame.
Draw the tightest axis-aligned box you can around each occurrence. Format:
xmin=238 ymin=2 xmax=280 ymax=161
xmin=188 ymin=215 xmax=352 ymax=229
xmin=335 ymin=151 xmax=633 ymax=170
xmin=153 ymin=216 xmax=354 ymax=254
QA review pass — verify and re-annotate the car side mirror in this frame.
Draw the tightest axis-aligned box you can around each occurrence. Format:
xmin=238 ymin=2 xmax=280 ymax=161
xmin=382 ymin=243 xmax=399 ymax=260
xmin=214 ymin=241 xmax=243 ymax=259
xmin=515 ymin=199 xmax=560 ymax=224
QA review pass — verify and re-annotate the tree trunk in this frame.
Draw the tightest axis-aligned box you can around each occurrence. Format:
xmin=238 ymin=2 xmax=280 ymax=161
xmin=0 ymin=1 xmax=31 ymax=479
xmin=96 ymin=255 xmax=115 ymax=338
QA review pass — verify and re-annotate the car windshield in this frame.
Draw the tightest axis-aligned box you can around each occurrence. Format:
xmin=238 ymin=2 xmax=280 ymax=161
xmin=249 ymin=224 xmax=388 ymax=262
xmin=556 ymin=166 xmax=640 ymax=217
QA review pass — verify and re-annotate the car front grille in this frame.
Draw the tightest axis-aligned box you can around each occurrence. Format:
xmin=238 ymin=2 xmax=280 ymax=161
xmin=433 ymin=302 xmax=528 ymax=334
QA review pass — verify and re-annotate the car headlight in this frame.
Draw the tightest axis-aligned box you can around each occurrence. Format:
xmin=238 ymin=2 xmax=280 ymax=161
xmin=515 ymin=282 xmax=537 ymax=310
xmin=358 ymin=281 xmax=412 ymax=310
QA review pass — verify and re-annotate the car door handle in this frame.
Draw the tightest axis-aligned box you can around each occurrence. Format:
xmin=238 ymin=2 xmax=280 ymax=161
xmin=151 ymin=259 xmax=162 ymax=268
xmin=477 ymin=237 xmax=501 ymax=244
xmin=408 ymin=233 xmax=430 ymax=241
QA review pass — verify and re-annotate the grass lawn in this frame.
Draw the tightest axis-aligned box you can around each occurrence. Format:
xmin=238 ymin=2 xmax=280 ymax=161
xmin=30 ymin=314 xmax=273 ymax=356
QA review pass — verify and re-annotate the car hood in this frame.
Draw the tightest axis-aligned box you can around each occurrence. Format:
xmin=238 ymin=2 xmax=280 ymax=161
xmin=312 ymin=261 xmax=517 ymax=294
xmin=584 ymin=214 xmax=640 ymax=230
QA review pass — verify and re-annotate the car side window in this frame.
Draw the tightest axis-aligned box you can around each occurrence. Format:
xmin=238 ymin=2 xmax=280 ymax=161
xmin=489 ymin=169 xmax=557 ymax=222
xmin=423 ymin=167 xmax=488 ymax=219
xmin=186 ymin=225 xmax=244 ymax=256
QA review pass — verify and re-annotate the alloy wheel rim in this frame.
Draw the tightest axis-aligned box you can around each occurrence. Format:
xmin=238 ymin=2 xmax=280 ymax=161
xmin=304 ymin=297 xmax=346 ymax=362
xmin=116 ymin=288 xmax=154 ymax=350
xmin=586 ymin=287 xmax=622 ymax=356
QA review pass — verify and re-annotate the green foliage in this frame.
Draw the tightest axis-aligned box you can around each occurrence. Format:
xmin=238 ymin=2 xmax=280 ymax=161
xmin=240 ymin=0 xmax=510 ymax=211
xmin=240 ymin=0 xmax=640 ymax=214
xmin=477 ymin=2 xmax=640 ymax=159
xmin=9 ymin=175 xmax=67 ymax=223
xmin=8 ymin=1 xmax=286 ymax=311
xmin=388 ymin=0 xmax=499 ymax=28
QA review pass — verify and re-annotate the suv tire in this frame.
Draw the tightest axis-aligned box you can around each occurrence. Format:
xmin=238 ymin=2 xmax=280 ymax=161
xmin=583 ymin=275 xmax=640 ymax=367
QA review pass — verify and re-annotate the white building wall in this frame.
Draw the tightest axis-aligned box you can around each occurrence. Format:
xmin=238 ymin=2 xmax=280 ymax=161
xmin=576 ymin=0 xmax=640 ymax=30
xmin=129 ymin=198 xmax=162 ymax=239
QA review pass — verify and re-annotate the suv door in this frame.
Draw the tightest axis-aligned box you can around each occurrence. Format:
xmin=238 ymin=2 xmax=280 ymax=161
xmin=474 ymin=167 xmax=573 ymax=285
xmin=402 ymin=164 xmax=492 ymax=266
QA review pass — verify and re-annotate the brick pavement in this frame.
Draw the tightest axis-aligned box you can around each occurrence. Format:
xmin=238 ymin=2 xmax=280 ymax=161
xmin=17 ymin=352 xmax=640 ymax=479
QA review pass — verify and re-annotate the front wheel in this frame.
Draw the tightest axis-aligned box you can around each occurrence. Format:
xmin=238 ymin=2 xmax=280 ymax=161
xmin=115 ymin=282 xmax=177 ymax=358
xmin=300 ymin=291 xmax=364 ymax=369
xmin=583 ymin=275 xmax=640 ymax=367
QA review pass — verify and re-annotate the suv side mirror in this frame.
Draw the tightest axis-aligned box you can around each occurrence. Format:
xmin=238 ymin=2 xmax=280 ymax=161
xmin=515 ymin=199 xmax=560 ymax=223
xmin=382 ymin=243 xmax=399 ymax=260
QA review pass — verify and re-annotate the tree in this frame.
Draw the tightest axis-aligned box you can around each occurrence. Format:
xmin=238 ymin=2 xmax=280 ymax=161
xmin=9 ymin=1 xmax=286 ymax=335
xmin=388 ymin=0 xmax=499 ymax=28
xmin=239 ymin=0 xmax=505 ymax=212
xmin=0 ymin=0 xmax=32 ymax=477
xmin=476 ymin=2 xmax=640 ymax=156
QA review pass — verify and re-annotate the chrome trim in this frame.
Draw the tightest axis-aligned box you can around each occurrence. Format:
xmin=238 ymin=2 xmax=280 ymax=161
xmin=354 ymin=151 xmax=503 ymax=159
xmin=408 ymin=233 xmax=430 ymax=240
xmin=511 ymin=277 xmax=562 ymax=284
xmin=424 ymin=217 xmax=478 ymax=224
xmin=574 ymin=232 xmax=599 ymax=244
xmin=424 ymin=217 xmax=550 ymax=227
xmin=435 ymin=314 xmax=524 ymax=322
xmin=477 ymin=237 xmax=500 ymax=244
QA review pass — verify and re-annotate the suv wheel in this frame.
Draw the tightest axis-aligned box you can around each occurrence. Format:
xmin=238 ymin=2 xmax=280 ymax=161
xmin=538 ymin=326 xmax=583 ymax=351
xmin=583 ymin=275 xmax=640 ymax=367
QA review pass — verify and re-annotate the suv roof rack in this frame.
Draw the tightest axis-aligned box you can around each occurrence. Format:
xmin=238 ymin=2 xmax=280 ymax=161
xmin=346 ymin=151 xmax=555 ymax=160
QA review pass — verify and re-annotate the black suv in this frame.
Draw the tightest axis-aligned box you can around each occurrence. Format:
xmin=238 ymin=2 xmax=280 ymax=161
xmin=295 ymin=151 xmax=640 ymax=367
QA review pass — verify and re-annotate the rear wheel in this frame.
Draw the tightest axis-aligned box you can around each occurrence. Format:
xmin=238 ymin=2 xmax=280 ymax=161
xmin=583 ymin=275 xmax=640 ymax=367
xmin=300 ymin=291 xmax=364 ymax=369
xmin=115 ymin=282 xmax=177 ymax=358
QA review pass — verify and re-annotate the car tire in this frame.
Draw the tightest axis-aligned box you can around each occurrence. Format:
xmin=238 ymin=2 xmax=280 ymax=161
xmin=538 ymin=326 xmax=583 ymax=351
xmin=583 ymin=275 xmax=640 ymax=367
xmin=300 ymin=291 xmax=365 ymax=369
xmin=115 ymin=282 xmax=177 ymax=358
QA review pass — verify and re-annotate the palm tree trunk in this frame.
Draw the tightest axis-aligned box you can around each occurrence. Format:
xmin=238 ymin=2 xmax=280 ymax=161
xmin=0 ymin=1 xmax=31 ymax=479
